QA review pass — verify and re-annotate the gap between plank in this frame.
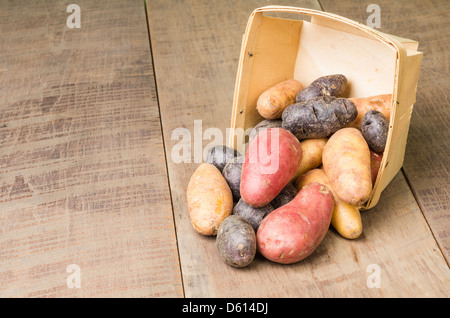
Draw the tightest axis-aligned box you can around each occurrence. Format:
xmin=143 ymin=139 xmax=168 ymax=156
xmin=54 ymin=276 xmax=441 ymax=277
xmin=401 ymin=167 xmax=449 ymax=267
xmin=143 ymin=0 xmax=187 ymax=296
xmin=316 ymin=0 xmax=325 ymax=11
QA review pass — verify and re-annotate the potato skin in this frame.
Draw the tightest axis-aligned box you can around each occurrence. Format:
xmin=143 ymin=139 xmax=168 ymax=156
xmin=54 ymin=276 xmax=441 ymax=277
xmin=222 ymin=157 xmax=243 ymax=201
xmin=257 ymin=79 xmax=303 ymax=119
xmin=322 ymin=128 xmax=372 ymax=206
xmin=206 ymin=145 xmax=241 ymax=172
xmin=216 ymin=215 xmax=256 ymax=268
xmin=361 ymin=110 xmax=389 ymax=153
xmin=294 ymin=138 xmax=328 ymax=180
xmin=232 ymin=199 xmax=274 ymax=232
xmin=347 ymin=94 xmax=392 ymax=130
xmin=257 ymin=182 xmax=334 ymax=264
xmin=270 ymin=182 xmax=298 ymax=209
xmin=282 ymin=96 xmax=357 ymax=139
xmin=187 ymin=163 xmax=233 ymax=235
xmin=249 ymin=119 xmax=282 ymax=142
xmin=296 ymin=168 xmax=362 ymax=240
xmin=370 ymin=151 xmax=383 ymax=185
xmin=240 ymin=128 xmax=303 ymax=208
xmin=295 ymin=74 xmax=347 ymax=103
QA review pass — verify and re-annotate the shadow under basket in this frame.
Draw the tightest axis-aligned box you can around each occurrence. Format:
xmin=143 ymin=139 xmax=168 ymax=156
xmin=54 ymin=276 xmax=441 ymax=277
xmin=228 ymin=6 xmax=423 ymax=210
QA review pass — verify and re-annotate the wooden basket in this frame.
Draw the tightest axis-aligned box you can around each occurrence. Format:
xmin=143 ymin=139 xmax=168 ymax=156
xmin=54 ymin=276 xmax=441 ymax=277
xmin=228 ymin=6 xmax=422 ymax=210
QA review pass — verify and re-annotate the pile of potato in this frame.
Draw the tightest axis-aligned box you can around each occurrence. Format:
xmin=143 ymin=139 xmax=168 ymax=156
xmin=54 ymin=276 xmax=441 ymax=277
xmin=187 ymin=74 xmax=392 ymax=267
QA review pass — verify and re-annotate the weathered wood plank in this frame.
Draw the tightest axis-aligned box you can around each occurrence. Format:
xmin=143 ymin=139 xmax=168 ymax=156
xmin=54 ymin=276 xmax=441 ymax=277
xmin=0 ymin=0 xmax=183 ymax=297
xmin=320 ymin=0 xmax=450 ymax=265
xmin=147 ymin=0 xmax=449 ymax=297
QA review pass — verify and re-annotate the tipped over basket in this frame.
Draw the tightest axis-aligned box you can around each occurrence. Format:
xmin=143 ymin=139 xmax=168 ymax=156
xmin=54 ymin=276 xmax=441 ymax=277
xmin=227 ymin=6 xmax=422 ymax=210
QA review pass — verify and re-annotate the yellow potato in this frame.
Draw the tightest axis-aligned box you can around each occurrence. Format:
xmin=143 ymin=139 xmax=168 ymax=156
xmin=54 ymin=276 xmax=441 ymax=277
xmin=296 ymin=169 xmax=362 ymax=239
xmin=322 ymin=128 xmax=372 ymax=206
xmin=187 ymin=163 xmax=233 ymax=235
xmin=293 ymin=138 xmax=328 ymax=181
xmin=256 ymin=79 xmax=303 ymax=119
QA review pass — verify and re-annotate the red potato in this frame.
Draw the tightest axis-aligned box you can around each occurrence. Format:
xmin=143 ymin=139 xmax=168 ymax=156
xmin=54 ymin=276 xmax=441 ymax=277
xmin=296 ymin=169 xmax=362 ymax=240
xmin=240 ymin=128 xmax=303 ymax=208
xmin=257 ymin=182 xmax=334 ymax=264
xmin=370 ymin=151 xmax=383 ymax=185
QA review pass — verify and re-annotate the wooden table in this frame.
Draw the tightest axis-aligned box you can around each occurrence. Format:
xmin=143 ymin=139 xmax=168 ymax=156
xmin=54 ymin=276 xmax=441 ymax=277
xmin=0 ymin=0 xmax=448 ymax=298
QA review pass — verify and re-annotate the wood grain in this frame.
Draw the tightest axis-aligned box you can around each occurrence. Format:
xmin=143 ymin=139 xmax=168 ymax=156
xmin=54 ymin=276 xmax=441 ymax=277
xmin=0 ymin=0 xmax=183 ymax=297
xmin=319 ymin=0 xmax=450 ymax=265
xmin=147 ymin=0 xmax=449 ymax=297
